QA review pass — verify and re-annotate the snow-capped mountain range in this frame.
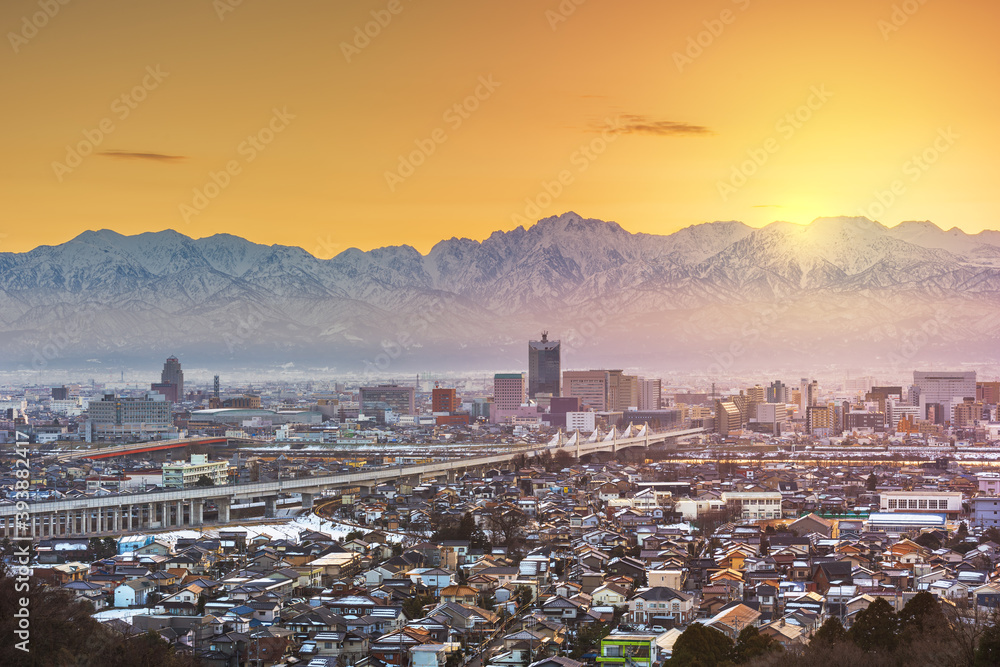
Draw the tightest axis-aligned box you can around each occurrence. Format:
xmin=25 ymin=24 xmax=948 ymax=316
xmin=2 ymin=212 xmax=999 ymax=375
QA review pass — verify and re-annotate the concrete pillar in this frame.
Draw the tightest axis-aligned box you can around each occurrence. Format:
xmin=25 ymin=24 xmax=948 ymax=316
xmin=301 ymin=493 xmax=314 ymax=510
xmin=264 ymin=496 xmax=277 ymax=519
xmin=147 ymin=503 xmax=154 ymax=528
xmin=192 ymin=500 xmax=204 ymax=526
xmin=98 ymin=507 xmax=104 ymax=534
xmin=217 ymin=498 xmax=231 ymax=524
xmin=176 ymin=501 xmax=184 ymax=526
xmin=113 ymin=507 xmax=120 ymax=532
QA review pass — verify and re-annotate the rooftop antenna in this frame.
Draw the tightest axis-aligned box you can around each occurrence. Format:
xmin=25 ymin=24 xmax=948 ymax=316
xmin=541 ymin=330 xmax=548 ymax=342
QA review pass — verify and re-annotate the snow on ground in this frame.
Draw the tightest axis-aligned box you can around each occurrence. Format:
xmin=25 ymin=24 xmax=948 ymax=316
xmin=93 ymin=607 xmax=158 ymax=623
xmin=116 ymin=513 xmax=405 ymax=547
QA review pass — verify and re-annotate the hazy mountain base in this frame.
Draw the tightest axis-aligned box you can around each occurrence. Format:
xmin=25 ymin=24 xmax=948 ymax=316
xmin=2 ymin=214 xmax=999 ymax=376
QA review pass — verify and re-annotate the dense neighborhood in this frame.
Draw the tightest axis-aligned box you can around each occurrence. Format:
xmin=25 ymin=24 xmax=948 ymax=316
xmin=8 ymin=452 xmax=1000 ymax=666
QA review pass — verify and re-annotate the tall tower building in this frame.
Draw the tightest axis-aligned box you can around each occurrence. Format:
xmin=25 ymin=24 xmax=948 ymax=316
xmin=767 ymin=380 xmax=787 ymax=404
xmin=638 ymin=378 xmax=662 ymax=410
xmin=153 ymin=356 xmax=184 ymax=403
xmin=528 ymin=332 xmax=561 ymax=398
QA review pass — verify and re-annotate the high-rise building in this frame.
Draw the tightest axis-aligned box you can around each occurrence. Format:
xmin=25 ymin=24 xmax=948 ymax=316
xmin=563 ymin=370 xmax=612 ymax=411
xmin=609 ymin=371 xmax=639 ymax=412
xmin=767 ymin=380 xmax=787 ymax=404
xmin=528 ymin=332 xmax=561 ymax=398
xmin=161 ymin=356 xmax=184 ymax=400
xmin=359 ymin=384 xmax=416 ymax=416
xmin=913 ymin=370 xmax=976 ymax=424
xmin=799 ymin=379 xmax=818 ymax=414
xmin=493 ymin=373 xmax=527 ymax=411
xmin=952 ymin=399 xmax=983 ymax=428
xmin=806 ymin=404 xmax=834 ymax=435
xmin=51 ymin=386 xmax=69 ymax=400
xmin=86 ymin=392 xmax=173 ymax=440
xmin=715 ymin=400 xmax=741 ymax=436
xmin=746 ymin=385 xmax=766 ymax=403
xmin=432 ymin=386 xmax=459 ymax=413
xmin=977 ymin=382 xmax=1000 ymax=405
xmin=638 ymin=378 xmax=662 ymax=410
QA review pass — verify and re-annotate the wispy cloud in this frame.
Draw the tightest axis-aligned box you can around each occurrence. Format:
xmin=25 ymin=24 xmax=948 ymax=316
xmin=612 ymin=114 xmax=713 ymax=136
xmin=98 ymin=150 xmax=186 ymax=162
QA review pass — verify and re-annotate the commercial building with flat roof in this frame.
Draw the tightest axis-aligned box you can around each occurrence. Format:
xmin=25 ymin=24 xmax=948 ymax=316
xmin=359 ymin=385 xmax=415 ymax=416
xmin=162 ymin=454 xmax=229 ymax=488
xmin=879 ymin=491 xmax=962 ymax=519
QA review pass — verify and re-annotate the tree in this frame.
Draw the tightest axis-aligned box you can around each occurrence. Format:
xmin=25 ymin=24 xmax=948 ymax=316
xmin=515 ymin=585 xmax=533 ymax=608
xmin=102 ymin=537 xmax=117 ymax=559
xmin=194 ymin=474 xmax=215 ymax=487
xmin=402 ymin=594 xmax=435 ymax=620
xmin=484 ymin=504 xmax=528 ymax=555
xmin=914 ymin=531 xmax=942 ymax=551
xmin=0 ymin=574 xmax=199 ymax=666
xmin=980 ymin=527 xmax=1000 ymax=545
xmin=848 ymin=597 xmax=898 ymax=653
xmin=669 ymin=623 xmax=734 ymax=667
xmin=866 ymin=472 xmax=878 ymax=491
xmin=975 ymin=623 xmax=1000 ymax=666
xmin=197 ymin=592 xmax=206 ymax=615
xmin=553 ymin=449 xmax=576 ymax=470
xmin=811 ymin=617 xmax=847 ymax=647
xmin=732 ymin=626 xmax=781 ymax=664
xmin=898 ymin=591 xmax=945 ymax=639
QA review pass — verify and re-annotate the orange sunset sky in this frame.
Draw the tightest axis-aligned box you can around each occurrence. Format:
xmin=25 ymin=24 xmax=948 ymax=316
xmin=2 ymin=0 xmax=998 ymax=257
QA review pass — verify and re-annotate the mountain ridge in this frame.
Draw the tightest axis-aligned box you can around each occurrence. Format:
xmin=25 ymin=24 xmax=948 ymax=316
xmin=3 ymin=213 xmax=999 ymax=374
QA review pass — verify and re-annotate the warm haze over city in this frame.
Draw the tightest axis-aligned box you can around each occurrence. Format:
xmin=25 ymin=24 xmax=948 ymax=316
xmin=5 ymin=3 xmax=1000 ymax=667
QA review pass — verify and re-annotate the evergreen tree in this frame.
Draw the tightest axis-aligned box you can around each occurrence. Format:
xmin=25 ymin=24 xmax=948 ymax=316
xmin=848 ymin=597 xmax=898 ymax=653
xmin=669 ymin=623 xmax=734 ymax=667
xmin=975 ymin=623 xmax=1000 ymax=667
xmin=811 ymin=617 xmax=847 ymax=647
xmin=732 ymin=625 xmax=781 ymax=663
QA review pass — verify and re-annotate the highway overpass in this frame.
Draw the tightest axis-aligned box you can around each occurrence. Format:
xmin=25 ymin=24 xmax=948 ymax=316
xmin=2 ymin=424 xmax=703 ymax=538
